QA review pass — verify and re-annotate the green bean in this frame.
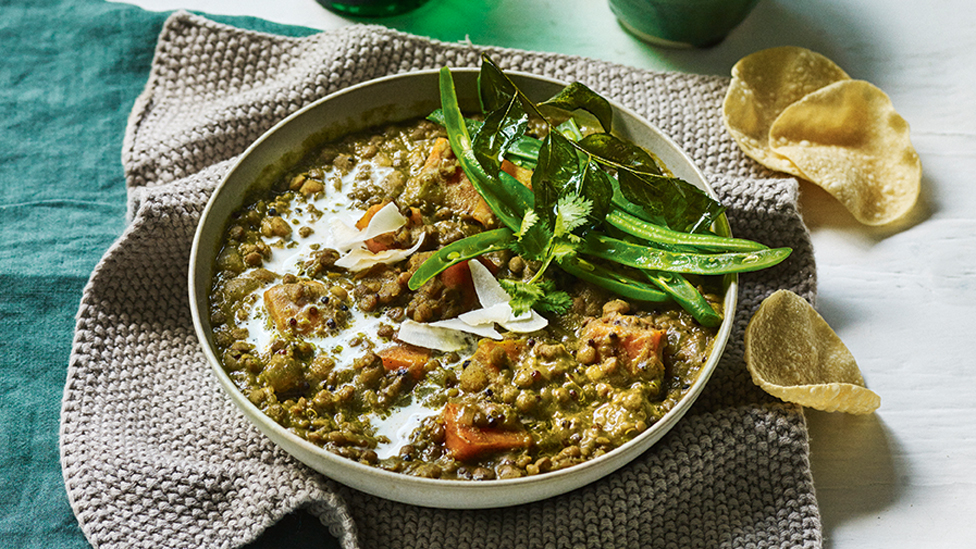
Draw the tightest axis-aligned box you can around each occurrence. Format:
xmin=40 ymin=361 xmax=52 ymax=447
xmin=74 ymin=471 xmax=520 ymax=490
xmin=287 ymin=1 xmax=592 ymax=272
xmin=560 ymin=258 xmax=668 ymax=302
xmin=432 ymin=104 xmax=760 ymax=256
xmin=407 ymin=228 xmax=515 ymax=291
xmin=426 ymin=65 xmax=791 ymax=325
xmin=606 ymin=208 xmax=768 ymax=253
xmin=641 ymin=270 xmax=722 ymax=327
xmin=556 ymin=117 xmax=584 ymax=141
xmin=580 ymin=234 xmax=791 ymax=275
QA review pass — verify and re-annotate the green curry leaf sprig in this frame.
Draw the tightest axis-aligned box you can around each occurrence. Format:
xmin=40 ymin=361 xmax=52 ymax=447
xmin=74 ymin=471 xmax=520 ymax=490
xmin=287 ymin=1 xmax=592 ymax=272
xmin=408 ymin=55 xmax=792 ymax=327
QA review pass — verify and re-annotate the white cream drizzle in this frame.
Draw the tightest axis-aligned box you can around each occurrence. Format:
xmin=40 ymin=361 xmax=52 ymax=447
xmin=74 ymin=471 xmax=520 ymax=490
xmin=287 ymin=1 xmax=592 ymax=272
xmin=229 ymin=154 xmax=545 ymax=459
xmin=232 ymin=158 xmax=445 ymax=458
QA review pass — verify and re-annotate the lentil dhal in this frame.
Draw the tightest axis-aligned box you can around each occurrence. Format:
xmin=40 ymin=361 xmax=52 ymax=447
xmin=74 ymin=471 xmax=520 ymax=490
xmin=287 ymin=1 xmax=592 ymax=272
xmin=209 ymin=117 xmax=720 ymax=480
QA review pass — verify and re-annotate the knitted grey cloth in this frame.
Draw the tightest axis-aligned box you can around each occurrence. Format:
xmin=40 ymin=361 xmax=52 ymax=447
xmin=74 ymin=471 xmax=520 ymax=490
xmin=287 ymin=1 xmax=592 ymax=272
xmin=60 ymin=11 xmax=821 ymax=549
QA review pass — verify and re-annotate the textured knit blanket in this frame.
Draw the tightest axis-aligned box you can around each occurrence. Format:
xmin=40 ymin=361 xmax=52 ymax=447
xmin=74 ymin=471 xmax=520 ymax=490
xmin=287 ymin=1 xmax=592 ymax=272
xmin=60 ymin=11 xmax=820 ymax=549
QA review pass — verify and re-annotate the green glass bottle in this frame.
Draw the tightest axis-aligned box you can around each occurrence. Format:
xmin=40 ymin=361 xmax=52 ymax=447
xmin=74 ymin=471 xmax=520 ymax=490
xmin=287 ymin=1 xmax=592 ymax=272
xmin=320 ymin=0 xmax=432 ymax=17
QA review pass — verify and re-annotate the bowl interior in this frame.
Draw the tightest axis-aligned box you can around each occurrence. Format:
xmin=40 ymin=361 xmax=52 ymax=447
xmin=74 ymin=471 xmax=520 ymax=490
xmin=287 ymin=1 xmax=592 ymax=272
xmin=189 ymin=69 xmax=736 ymax=509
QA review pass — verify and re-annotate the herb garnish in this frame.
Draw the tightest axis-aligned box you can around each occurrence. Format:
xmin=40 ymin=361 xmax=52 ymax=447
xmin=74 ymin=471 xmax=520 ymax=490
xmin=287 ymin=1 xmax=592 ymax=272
xmin=408 ymin=55 xmax=791 ymax=326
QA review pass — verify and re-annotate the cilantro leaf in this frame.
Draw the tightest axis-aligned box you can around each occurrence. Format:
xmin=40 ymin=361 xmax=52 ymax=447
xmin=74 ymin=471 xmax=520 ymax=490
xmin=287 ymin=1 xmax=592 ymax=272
xmin=553 ymin=194 xmax=592 ymax=237
xmin=515 ymin=209 xmax=539 ymax=240
xmin=499 ymin=278 xmax=572 ymax=316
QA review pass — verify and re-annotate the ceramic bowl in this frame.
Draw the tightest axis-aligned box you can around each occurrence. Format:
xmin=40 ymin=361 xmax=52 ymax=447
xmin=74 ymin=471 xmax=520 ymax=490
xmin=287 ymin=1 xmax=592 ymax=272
xmin=609 ymin=0 xmax=761 ymax=48
xmin=189 ymin=69 xmax=736 ymax=508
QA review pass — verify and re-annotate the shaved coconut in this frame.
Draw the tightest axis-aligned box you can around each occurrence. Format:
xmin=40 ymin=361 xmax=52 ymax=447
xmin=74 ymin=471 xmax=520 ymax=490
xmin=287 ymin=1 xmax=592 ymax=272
xmin=329 ymin=219 xmax=361 ymax=249
xmin=459 ymin=303 xmax=513 ymax=326
xmin=430 ymin=318 xmax=503 ymax=340
xmin=465 ymin=262 xmax=548 ymax=332
xmin=500 ymin=311 xmax=549 ymax=333
xmin=334 ymin=231 xmax=425 ymax=271
xmin=352 ymin=202 xmax=408 ymax=242
xmin=397 ymin=319 xmax=474 ymax=352
xmin=333 ymin=202 xmax=408 ymax=252
xmin=468 ymin=259 xmax=511 ymax=307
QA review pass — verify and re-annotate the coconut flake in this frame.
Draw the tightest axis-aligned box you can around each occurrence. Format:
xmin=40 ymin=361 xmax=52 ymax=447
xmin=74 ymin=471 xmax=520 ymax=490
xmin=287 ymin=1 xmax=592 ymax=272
xmin=396 ymin=319 xmax=474 ymax=352
xmin=352 ymin=202 xmax=408 ymax=243
xmin=465 ymin=260 xmax=548 ymax=332
xmin=468 ymin=259 xmax=511 ymax=307
xmin=459 ymin=303 xmax=512 ymax=326
xmin=430 ymin=318 xmax=503 ymax=340
xmin=333 ymin=202 xmax=408 ymax=253
xmin=499 ymin=311 xmax=549 ymax=333
xmin=329 ymin=218 xmax=361 ymax=249
xmin=334 ymin=231 xmax=425 ymax=271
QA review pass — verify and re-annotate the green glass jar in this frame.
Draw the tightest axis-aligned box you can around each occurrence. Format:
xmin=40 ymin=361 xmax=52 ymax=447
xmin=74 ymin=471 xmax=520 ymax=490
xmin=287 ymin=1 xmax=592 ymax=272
xmin=320 ymin=0 xmax=432 ymax=18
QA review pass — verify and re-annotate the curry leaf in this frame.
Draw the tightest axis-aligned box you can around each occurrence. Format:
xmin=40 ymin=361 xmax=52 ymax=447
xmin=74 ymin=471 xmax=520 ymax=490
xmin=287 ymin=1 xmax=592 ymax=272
xmin=579 ymin=158 xmax=614 ymax=224
xmin=532 ymin=131 xmax=613 ymax=230
xmin=540 ymin=81 xmax=614 ymax=133
xmin=473 ymin=94 xmax=528 ymax=177
xmin=478 ymin=56 xmax=518 ymax=113
xmin=577 ymin=133 xmax=663 ymax=176
xmin=577 ymin=132 xmax=722 ymax=232
xmin=532 ymin=130 xmax=584 ymax=226
xmin=616 ymin=169 xmax=725 ymax=233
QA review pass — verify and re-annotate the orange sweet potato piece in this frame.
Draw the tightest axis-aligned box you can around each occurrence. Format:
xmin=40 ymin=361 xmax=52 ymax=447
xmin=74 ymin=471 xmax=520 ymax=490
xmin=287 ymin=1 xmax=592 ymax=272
xmin=355 ymin=202 xmax=387 ymax=230
xmin=354 ymin=201 xmax=396 ymax=252
xmin=620 ymin=329 xmax=665 ymax=367
xmin=423 ymin=138 xmax=496 ymax=226
xmin=440 ymin=260 xmax=472 ymax=290
xmin=580 ymin=315 xmax=665 ymax=377
xmin=500 ymin=159 xmax=533 ymax=188
xmin=264 ymin=281 xmax=332 ymax=335
xmin=439 ymin=260 xmax=478 ymax=309
xmin=443 ymin=403 xmax=531 ymax=462
xmin=378 ymin=344 xmax=431 ymax=381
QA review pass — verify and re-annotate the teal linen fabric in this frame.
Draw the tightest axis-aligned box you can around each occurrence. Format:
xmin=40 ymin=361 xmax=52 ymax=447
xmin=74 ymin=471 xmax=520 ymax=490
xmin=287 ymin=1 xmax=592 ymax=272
xmin=0 ymin=1 xmax=336 ymax=547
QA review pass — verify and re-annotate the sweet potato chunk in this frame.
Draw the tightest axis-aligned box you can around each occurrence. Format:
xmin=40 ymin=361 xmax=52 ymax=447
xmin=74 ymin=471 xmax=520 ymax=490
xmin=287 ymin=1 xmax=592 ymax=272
xmin=424 ymin=138 xmax=496 ymax=226
xmin=354 ymin=201 xmax=396 ymax=252
xmin=264 ymin=281 xmax=332 ymax=336
xmin=378 ymin=344 xmax=431 ymax=381
xmin=579 ymin=313 xmax=666 ymax=379
xmin=443 ymin=403 xmax=531 ymax=462
xmin=438 ymin=260 xmax=479 ymax=309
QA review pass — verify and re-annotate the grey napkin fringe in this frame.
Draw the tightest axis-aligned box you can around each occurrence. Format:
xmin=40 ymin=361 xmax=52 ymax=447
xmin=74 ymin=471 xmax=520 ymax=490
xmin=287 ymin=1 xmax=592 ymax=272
xmin=60 ymin=11 xmax=821 ymax=549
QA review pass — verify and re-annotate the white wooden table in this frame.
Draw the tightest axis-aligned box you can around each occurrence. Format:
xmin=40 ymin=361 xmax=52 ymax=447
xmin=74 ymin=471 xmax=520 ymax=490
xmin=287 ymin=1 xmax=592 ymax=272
xmin=114 ymin=1 xmax=976 ymax=546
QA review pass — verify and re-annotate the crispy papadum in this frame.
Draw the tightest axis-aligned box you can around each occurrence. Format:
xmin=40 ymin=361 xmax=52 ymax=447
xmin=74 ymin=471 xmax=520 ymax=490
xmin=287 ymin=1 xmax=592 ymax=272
xmin=723 ymin=46 xmax=850 ymax=176
xmin=745 ymin=290 xmax=880 ymax=414
xmin=770 ymin=80 xmax=921 ymax=225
